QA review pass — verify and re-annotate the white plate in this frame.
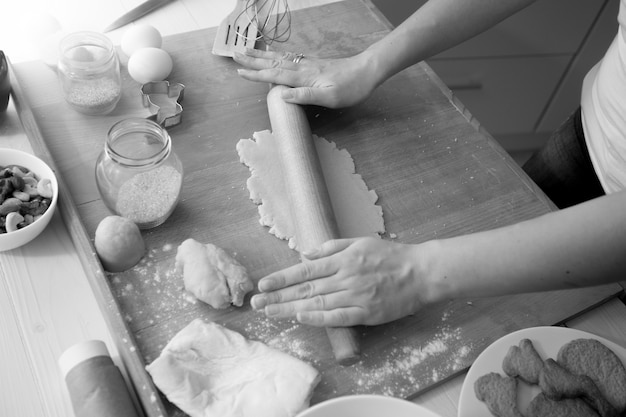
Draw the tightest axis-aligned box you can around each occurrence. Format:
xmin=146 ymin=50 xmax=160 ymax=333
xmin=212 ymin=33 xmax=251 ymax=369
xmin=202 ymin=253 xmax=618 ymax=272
xmin=458 ymin=326 xmax=626 ymax=417
xmin=297 ymin=395 xmax=442 ymax=417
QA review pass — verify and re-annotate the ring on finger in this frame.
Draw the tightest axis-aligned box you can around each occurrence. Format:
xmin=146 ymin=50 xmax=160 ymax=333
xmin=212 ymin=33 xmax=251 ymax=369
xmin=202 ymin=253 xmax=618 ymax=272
xmin=292 ymin=53 xmax=305 ymax=64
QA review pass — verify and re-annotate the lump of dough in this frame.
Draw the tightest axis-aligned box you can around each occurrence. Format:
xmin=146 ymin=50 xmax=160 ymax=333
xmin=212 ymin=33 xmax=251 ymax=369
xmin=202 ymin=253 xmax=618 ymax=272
xmin=175 ymin=238 xmax=253 ymax=309
xmin=94 ymin=215 xmax=145 ymax=272
xmin=146 ymin=319 xmax=320 ymax=417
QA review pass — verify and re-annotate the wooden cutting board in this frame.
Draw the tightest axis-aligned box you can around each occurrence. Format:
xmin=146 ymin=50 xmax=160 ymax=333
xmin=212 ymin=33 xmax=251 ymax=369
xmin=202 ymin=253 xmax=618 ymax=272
xmin=11 ymin=1 xmax=621 ymax=416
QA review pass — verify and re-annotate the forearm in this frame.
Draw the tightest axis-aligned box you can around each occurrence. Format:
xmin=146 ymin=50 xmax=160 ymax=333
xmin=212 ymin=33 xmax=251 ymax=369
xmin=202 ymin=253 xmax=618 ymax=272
xmin=364 ymin=0 xmax=537 ymax=85
xmin=426 ymin=191 xmax=626 ymax=302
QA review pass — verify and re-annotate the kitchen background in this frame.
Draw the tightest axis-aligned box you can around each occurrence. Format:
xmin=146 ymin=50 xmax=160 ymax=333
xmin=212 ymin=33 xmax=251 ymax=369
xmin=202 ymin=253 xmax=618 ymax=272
xmin=373 ymin=0 xmax=620 ymax=165
xmin=2 ymin=0 xmax=620 ymax=166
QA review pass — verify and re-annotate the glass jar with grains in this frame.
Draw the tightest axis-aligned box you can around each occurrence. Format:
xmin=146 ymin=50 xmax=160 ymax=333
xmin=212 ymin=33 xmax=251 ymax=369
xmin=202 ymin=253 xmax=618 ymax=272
xmin=58 ymin=31 xmax=121 ymax=115
xmin=95 ymin=118 xmax=183 ymax=229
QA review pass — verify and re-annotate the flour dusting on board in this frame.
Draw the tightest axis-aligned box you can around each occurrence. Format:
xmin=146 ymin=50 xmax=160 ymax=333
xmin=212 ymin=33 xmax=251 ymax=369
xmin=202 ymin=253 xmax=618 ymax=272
xmin=107 ymin=243 xmax=475 ymax=400
xmin=348 ymin=325 xmax=473 ymax=397
xmin=243 ymin=313 xmax=321 ymax=365
xmin=108 ymin=244 xmax=195 ymax=328
xmin=239 ymin=313 xmax=474 ymax=398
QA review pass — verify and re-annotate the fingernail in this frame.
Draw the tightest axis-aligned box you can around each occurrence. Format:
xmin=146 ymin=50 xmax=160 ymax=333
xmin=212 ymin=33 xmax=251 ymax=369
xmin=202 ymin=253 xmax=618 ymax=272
xmin=301 ymin=248 xmax=318 ymax=258
xmin=251 ymin=294 xmax=266 ymax=310
xmin=258 ymin=278 xmax=274 ymax=292
xmin=265 ymin=304 xmax=280 ymax=317
xmin=281 ymin=89 xmax=295 ymax=100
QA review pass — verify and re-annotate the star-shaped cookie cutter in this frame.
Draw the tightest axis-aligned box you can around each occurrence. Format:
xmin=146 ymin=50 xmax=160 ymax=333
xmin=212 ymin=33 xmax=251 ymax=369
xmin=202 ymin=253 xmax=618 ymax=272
xmin=140 ymin=81 xmax=185 ymax=128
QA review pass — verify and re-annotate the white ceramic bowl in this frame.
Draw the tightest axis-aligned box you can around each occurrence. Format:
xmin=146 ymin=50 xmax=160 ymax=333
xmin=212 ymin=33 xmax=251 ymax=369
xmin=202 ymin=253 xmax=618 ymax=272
xmin=297 ymin=395 xmax=442 ymax=417
xmin=0 ymin=148 xmax=59 ymax=251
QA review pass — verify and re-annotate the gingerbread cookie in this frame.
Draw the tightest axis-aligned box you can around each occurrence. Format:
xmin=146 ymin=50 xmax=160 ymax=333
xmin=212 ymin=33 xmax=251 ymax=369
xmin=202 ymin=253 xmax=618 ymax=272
xmin=527 ymin=392 xmax=599 ymax=417
xmin=502 ymin=338 xmax=544 ymax=384
xmin=474 ymin=372 xmax=524 ymax=417
xmin=538 ymin=359 xmax=618 ymax=417
xmin=557 ymin=338 xmax=626 ymax=413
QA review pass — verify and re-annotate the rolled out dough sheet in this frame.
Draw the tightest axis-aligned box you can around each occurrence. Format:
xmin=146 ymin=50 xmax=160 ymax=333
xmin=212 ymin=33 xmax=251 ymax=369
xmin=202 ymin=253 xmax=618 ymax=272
xmin=237 ymin=130 xmax=385 ymax=251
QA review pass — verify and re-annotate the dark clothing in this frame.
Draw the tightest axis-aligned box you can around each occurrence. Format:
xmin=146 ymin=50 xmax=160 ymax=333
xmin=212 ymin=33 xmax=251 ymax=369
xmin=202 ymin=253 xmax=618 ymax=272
xmin=522 ymin=108 xmax=605 ymax=208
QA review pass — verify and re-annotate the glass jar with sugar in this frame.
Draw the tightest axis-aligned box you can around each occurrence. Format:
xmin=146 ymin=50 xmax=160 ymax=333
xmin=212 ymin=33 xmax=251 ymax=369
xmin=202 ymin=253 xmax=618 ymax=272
xmin=58 ymin=31 xmax=121 ymax=115
xmin=95 ymin=118 xmax=183 ymax=229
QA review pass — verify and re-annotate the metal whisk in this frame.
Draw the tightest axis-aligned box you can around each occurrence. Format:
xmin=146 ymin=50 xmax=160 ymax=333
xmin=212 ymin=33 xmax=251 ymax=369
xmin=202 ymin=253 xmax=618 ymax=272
xmin=237 ymin=0 xmax=292 ymax=45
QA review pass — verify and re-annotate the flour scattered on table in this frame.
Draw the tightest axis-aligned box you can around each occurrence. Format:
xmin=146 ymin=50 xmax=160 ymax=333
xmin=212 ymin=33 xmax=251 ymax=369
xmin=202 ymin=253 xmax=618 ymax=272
xmin=241 ymin=311 xmax=474 ymax=399
xmin=107 ymin=240 xmax=475 ymax=403
xmin=243 ymin=313 xmax=320 ymax=365
xmin=347 ymin=324 xmax=474 ymax=398
xmin=108 ymin=245 xmax=192 ymax=327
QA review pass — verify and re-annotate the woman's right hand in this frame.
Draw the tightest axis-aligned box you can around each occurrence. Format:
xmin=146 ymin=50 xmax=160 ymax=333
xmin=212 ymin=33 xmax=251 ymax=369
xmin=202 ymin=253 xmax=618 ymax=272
xmin=233 ymin=48 xmax=381 ymax=108
xmin=251 ymin=237 xmax=439 ymax=327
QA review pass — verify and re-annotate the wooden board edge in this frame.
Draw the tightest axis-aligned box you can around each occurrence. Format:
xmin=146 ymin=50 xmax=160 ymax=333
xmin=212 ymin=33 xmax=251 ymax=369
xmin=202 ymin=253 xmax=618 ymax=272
xmin=7 ymin=58 xmax=167 ymax=417
xmin=359 ymin=0 xmax=396 ymax=30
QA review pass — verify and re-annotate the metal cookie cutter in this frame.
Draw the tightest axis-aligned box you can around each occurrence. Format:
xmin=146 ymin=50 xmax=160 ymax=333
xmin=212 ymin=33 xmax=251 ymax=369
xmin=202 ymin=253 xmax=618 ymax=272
xmin=140 ymin=81 xmax=185 ymax=128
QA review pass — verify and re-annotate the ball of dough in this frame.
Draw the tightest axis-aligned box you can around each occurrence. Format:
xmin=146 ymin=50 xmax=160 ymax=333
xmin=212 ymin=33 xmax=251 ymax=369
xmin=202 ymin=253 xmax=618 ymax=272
xmin=95 ymin=215 xmax=145 ymax=272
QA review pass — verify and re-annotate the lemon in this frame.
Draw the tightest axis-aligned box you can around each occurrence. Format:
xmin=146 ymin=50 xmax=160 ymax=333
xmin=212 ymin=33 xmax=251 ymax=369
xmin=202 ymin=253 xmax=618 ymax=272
xmin=95 ymin=215 xmax=145 ymax=272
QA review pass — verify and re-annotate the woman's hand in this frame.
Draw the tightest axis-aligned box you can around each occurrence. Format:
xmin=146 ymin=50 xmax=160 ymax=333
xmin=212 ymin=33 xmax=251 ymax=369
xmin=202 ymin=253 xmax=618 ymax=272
xmin=233 ymin=49 xmax=380 ymax=108
xmin=251 ymin=237 xmax=435 ymax=327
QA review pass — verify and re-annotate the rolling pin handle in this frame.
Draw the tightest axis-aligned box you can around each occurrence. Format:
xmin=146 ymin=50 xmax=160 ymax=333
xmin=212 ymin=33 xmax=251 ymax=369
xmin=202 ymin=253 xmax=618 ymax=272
xmin=327 ymin=327 xmax=361 ymax=366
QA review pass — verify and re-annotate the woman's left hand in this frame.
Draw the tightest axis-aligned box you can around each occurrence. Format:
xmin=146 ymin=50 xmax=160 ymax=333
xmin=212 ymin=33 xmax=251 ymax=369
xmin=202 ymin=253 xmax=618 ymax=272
xmin=234 ymin=48 xmax=380 ymax=109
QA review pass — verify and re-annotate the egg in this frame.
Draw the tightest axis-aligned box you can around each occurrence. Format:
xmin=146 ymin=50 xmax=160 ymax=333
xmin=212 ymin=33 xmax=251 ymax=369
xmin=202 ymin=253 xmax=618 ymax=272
xmin=128 ymin=47 xmax=173 ymax=84
xmin=121 ymin=24 xmax=162 ymax=57
xmin=26 ymin=12 xmax=62 ymax=42
xmin=23 ymin=12 xmax=65 ymax=67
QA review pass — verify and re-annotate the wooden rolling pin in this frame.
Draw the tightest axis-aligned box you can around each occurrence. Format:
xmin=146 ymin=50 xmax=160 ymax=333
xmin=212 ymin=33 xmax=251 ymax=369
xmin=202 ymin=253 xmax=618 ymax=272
xmin=267 ymin=84 xmax=361 ymax=366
